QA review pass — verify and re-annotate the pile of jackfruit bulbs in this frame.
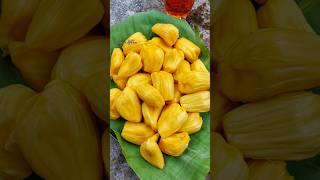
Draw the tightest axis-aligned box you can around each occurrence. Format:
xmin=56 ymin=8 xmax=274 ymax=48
xmin=0 ymin=0 xmax=108 ymax=179
xmin=110 ymin=23 xmax=210 ymax=169
xmin=213 ymin=0 xmax=320 ymax=179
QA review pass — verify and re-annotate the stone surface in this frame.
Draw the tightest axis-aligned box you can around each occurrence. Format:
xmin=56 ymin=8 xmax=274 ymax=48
xmin=110 ymin=0 xmax=210 ymax=179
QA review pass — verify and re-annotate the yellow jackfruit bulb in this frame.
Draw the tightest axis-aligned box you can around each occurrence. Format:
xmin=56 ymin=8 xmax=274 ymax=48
xmin=151 ymin=23 xmax=179 ymax=46
xmin=180 ymin=91 xmax=210 ymax=112
xmin=213 ymin=91 xmax=238 ymax=131
xmin=178 ymin=71 xmax=210 ymax=94
xmin=117 ymin=52 xmax=142 ymax=78
xmin=179 ymin=113 xmax=203 ymax=134
xmin=126 ymin=73 xmax=151 ymax=90
xmin=52 ymin=36 xmax=107 ymax=90
xmin=174 ymin=37 xmax=200 ymax=63
xmin=163 ymin=48 xmax=184 ymax=73
xmin=84 ymin=71 xmax=108 ymax=123
xmin=140 ymin=134 xmax=165 ymax=169
xmin=136 ymin=84 xmax=165 ymax=107
xmin=140 ymin=44 xmax=164 ymax=73
xmin=151 ymin=71 xmax=174 ymax=101
xmin=212 ymin=132 xmax=249 ymax=180
xmin=112 ymin=75 xmax=128 ymax=90
xmin=191 ymin=59 xmax=208 ymax=72
xmin=8 ymin=41 xmax=59 ymax=91
xmin=122 ymin=32 xmax=148 ymax=55
xmin=121 ymin=122 xmax=156 ymax=145
xmin=173 ymin=60 xmax=191 ymax=82
xmin=115 ymin=87 xmax=142 ymax=122
xmin=25 ymin=0 xmax=104 ymax=51
xmin=149 ymin=37 xmax=172 ymax=53
xmin=110 ymin=88 xmax=122 ymax=120
xmin=158 ymin=103 xmax=188 ymax=138
xmin=257 ymin=0 xmax=315 ymax=33
xmin=167 ymin=84 xmax=181 ymax=104
xmin=0 ymin=84 xmax=35 ymax=179
xmin=159 ymin=132 xmax=190 ymax=157
xmin=213 ymin=0 xmax=258 ymax=63
xmin=248 ymin=160 xmax=294 ymax=180
xmin=219 ymin=29 xmax=320 ymax=102
xmin=0 ymin=0 xmax=39 ymax=47
xmin=142 ymin=102 xmax=163 ymax=131
xmin=15 ymin=80 xmax=103 ymax=180
xmin=110 ymin=48 xmax=124 ymax=77
xmin=223 ymin=92 xmax=320 ymax=160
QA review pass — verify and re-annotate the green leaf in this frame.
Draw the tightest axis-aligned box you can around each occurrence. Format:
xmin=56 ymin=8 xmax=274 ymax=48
xmin=0 ymin=50 xmax=24 ymax=88
xmin=287 ymin=155 xmax=320 ymax=180
xmin=295 ymin=0 xmax=320 ymax=34
xmin=110 ymin=10 xmax=210 ymax=180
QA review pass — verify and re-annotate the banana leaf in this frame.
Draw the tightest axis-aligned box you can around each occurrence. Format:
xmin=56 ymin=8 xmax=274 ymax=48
xmin=110 ymin=10 xmax=210 ymax=180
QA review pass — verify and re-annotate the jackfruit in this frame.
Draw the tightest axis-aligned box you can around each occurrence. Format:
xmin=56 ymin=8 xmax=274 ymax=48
xmin=218 ymin=29 xmax=320 ymax=102
xmin=213 ymin=0 xmax=258 ymax=63
xmin=112 ymin=75 xmax=128 ymax=90
xmin=180 ymin=91 xmax=210 ymax=112
xmin=158 ymin=103 xmax=188 ymax=138
xmin=178 ymin=71 xmax=210 ymax=94
xmin=179 ymin=113 xmax=202 ymax=134
xmin=163 ymin=48 xmax=184 ymax=73
xmin=0 ymin=0 xmax=39 ymax=47
xmin=8 ymin=41 xmax=59 ymax=91
xmin=115 ymin=87 xmax=142 ymax=122
xmin=25 ymin=0 xmax=104 ymax=51
xmin=117 ymin=52 xmax=142 ymax=78
xmin=257 ymin=0 xmax=315 ymax=33
xmin=122 ymin=32 xmax=148 ymax=55
xmin=167 ymin=84 xmax=181 ymax=104
xmin=136 ymin=84 xmax=165 ymax=107
xmin=173 ymin=60 xmax=191 ymax=82
xmin=151 ymin=71 xmax=174 ymax=101
xmin=174 ymin=37 xmax=200 ymax=63
xmin=191 ymin=59 xmax=208 ymax=72
xmin=84 ymin=71 xmax=107 ymax=123
xmin=15 ymin=80 xmax=103 ymax=180
xmin=212 ymin=132 xmax=248 ymax=180
xmin=151 ymin=23 xmax=179 ymax=46
xmin=213 ymin=91 xmax=238 ymax=131
xmin=110 ymin=48 xmax=124 ymax=77
xmin=52 ymin=36 xmax=107 ymax=90
xmin=0 ymin=84 xmax=35 ymax=180
xmin=126 ymin=73 xmax=151 ymax=90
xmin=149 ymin=37 xmax=172 ymax=53
xmin=140 ymin=44 xmax=164 ymax=73
xmin=51 ymin=36 xmax=107 ymax=122
xmin=140 ymin=134 xmax=164 ymax=169
xmin=110 ymin=88 xmax=122 ymax=120
xmin=121 ymin=122 xmax=155 ymax=145
xmin=248 ymin=160 xmax=294 ymax=180
xmin=159 ymin=132 xmax=190 ymax=157
xmin=142 ymin=102 xmax=163 ymax=131
xmin=223 ymin=91 xmax=320 ymax=160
